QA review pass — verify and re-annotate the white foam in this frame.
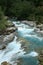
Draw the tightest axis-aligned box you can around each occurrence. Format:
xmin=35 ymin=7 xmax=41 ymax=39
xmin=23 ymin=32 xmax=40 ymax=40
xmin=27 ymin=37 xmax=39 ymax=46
xmin=21 ymin=51 xmax=38 ymax=57
xmin=18 ymin=27 xmax=34 ymax=34
xmin=0 ymin=36 xmax=25 ymax=64
xmin=28 ymin=51 xmax=38 ymax=57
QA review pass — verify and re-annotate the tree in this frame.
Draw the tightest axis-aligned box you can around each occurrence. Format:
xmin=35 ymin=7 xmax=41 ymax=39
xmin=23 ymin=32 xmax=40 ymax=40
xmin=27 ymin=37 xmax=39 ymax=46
xmin=0 ymin=7 xmax=7 ymax=31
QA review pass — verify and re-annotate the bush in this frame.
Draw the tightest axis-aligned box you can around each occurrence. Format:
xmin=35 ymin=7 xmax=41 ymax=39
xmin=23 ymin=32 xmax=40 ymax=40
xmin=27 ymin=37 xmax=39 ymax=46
xmin=0 ymin=7 xmax=7 ymax=31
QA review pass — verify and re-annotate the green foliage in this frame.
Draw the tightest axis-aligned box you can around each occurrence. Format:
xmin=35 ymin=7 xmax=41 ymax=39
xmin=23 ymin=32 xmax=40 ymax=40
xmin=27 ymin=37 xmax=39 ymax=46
xmin=0 ymin=7 xmax=7 ymax=31
xmin=0 ymin=0 xmax=43 ymax=24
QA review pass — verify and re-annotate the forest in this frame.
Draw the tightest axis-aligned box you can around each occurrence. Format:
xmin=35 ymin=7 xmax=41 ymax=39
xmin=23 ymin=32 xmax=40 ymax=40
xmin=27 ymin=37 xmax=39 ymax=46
xmin=0 ymin=0 xmax=43 ymax=20
xmin=0 ymin=0 xmax=43 ymax=29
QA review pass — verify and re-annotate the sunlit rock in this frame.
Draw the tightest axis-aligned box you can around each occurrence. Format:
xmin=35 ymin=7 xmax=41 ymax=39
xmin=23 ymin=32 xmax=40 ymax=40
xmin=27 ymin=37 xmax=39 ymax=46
xmin=21 ymin=20 xmax=36 ymax=27
xmin=3 ymin=33 xmax=14 ymax=42
xmin=0 ymin=33 xmax=15 ymax=50
xmin=1 ymin=61 xmax=11 ymax=65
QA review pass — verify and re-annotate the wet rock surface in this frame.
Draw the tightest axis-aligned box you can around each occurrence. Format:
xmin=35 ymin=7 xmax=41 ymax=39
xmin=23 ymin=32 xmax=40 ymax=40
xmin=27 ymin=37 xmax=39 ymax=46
xmin=0 ymin=33 xmax=16 ymax=50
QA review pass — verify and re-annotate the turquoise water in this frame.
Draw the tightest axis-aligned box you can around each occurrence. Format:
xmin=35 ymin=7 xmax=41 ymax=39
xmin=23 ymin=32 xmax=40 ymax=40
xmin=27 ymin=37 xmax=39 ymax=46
xmin=16 ymin=21 xmax=43 ymax=49
xmin=0 ymin=21 xmax=43 ymax=65
xmin=15 ymin=21 xmax=43 ymax=65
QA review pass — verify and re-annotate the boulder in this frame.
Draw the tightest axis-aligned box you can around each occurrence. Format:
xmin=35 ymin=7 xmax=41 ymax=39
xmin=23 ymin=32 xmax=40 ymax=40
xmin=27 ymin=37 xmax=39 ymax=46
xmin=0 ymin=33 xmax=15 ymax=50
xmin=37 ymin=24 xmax=43 ymax=28
xmin=5 ymin=20 xmax=15 ymax=27
xmin=38 ymin=50 xmax=43 ymax=65
xmin=36 ymin=30 xmax=43 ymax=35
xmin=0 ymin=20 xmax=17 ymax=35
xmin=36 ymin=24 xmax=43 ymax=31
xmin=3 ymin=33 xmax=14 ymax=42
xmin=1 ymin=61 xmax=11 ymax=65
xmin=0 ymin=26 xmax=17 ymax=35
xmin=0 ymin=45 xmax=6 ymax=50
xmin=6 ymin=27 xmax=17 ymax=34
xmin=21 ymin=20 xmax=36 ymax=27
xmin=6 ymin=23 xmax=15 ymax=27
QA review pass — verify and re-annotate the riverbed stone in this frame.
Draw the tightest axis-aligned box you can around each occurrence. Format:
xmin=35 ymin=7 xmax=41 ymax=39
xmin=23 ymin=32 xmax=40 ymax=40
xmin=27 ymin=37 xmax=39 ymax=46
xmin=1 ymin=61 xmax=12 ymax=65
xmin=3 ymin=33 xmax=14 ymax=42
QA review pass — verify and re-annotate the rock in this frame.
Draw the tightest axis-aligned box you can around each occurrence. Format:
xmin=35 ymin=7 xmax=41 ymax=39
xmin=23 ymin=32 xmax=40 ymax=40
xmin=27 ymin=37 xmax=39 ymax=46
xmin=36 ymin=24 xmax=43 ymax=31
xmin=37 ymin=24 xmax=43 ymax=28
xmin=0 ymin=20 xmax=17 ymax=35
xmin=6 ymin=22 xmax=15 ymax=27
xmin=0 ymin=26 xmax=17 ymax=35
xmin=0 ymin=45 xmax=6 ymax=50
xmin=36 ymin=30 xmax=43 ymax=35
xmin=34 ymin=27 xmax=43 ymax=36
xmin=6 ymin=27 xmax=17 ymax=34
xmin=1 ymin=61 xmax=12 ymax=65
xmin=3 ymin=33 xmax=14 ymax=42
xmin=34 ymin=28 xmax=40 ymax=32
xmin=38 ymin=50 xmax=43 ymax=65
xmin=21 ymin=20 xmax=36 ymax=27
xmin=0 ymin=33 xmax=15 ymax=50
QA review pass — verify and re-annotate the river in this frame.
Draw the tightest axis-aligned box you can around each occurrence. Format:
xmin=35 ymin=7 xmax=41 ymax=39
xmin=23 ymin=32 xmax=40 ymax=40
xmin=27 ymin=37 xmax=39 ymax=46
xmin=0 ymin=21 xmax=43 ymax=65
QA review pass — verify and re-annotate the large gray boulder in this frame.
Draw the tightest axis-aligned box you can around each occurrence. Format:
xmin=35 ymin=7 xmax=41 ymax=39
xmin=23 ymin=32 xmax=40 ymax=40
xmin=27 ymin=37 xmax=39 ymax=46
xmin=0 ymin=33 xmax=15 ymax=50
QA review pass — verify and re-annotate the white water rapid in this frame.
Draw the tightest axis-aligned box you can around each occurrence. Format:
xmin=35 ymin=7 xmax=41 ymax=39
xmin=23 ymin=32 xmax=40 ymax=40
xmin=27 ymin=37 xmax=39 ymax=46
xmin=0 ymin=21 xmax=43 ymax=65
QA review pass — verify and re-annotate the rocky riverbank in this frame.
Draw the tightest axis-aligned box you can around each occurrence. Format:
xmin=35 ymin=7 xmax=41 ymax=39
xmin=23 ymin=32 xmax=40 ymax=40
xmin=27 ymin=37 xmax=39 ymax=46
xmin=0 ymin=20 xmax=17 ymax=50
xmin=21 ymin=20 xmax=36 ymax=27
xmin=0 ymin=20 xmax=17 ymax=35
xmin=38 ymin=50 xmax=43 ymax=65
xmin=35 ymin=24 xmax=43 ymax=35
xmin=21 ymin=20 xmax=43 ymax=35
